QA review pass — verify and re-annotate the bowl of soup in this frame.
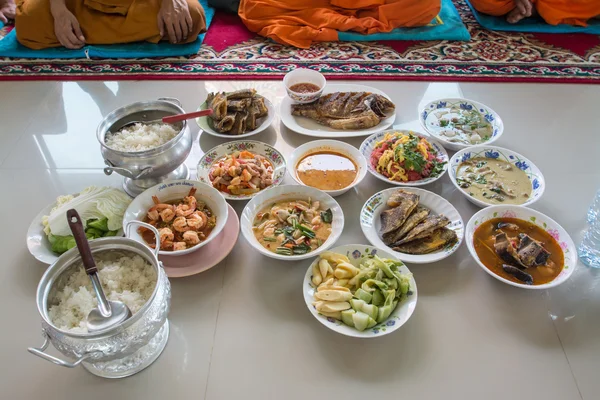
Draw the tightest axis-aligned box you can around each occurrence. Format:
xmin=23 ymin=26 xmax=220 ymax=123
xmin=466 ymin=205 xmax=577 ymax=289
xmin=240 ymin=185 xmax=345 ymax=261
xmin=283 ymin=68 xmax=326 ymax=104
xmin=449 ymin=146 xmax=545 ymax=208
xmin=289 ymin=140 xmax=367 ymax=197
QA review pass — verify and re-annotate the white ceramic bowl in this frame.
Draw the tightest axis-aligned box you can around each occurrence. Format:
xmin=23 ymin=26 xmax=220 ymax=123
xmin=466 ymin=205 xmax=577 ymax=289
xmin=288 ymin=140 xmax=367 ymax=197
xmin=123 ymin=179 xmax=228 ymax=256
xmin=449 ymin=145 xmax=545 ymax=208
xmin=240 ymin=185 xmax=344 ymax=261
xmin=419 ymin=98 xmax=504 ymax=151
xmin=26 ymin=196 xmax=126 ymax=265
xmin=283 ymin=68 xmax=326 ymax=104
xmin=196 ymin=140 xmax=287 ymax=201
xmin=360 ymin=188 xmax=464 ymax=264
xmin=303 ymin=244 xmax=417 ymax=338
xmin=360 ymin=130 xmax=449 ymax=187
xmin=196 ymin=95 xmax=275 ymax=139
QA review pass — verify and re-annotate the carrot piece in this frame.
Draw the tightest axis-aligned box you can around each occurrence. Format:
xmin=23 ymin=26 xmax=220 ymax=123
xmin=284 ymin=243 xmax=294 ymax=249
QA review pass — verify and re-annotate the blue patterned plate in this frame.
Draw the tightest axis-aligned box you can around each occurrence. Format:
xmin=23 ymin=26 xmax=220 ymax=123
xmin=360 ymin=130 xmax=449 ymax=187
xmin=449 ymin=145 xmax=545 ymax=208
xmin=419 ymin=98 xmax=504 ymax=151
xmin=303 ymin=244 xmax=417 ymax=338
xmin=196 ymin=140 xmax=286 ymax=201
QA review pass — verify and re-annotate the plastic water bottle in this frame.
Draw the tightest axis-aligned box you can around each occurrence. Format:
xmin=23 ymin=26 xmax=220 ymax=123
xmin=580 ymin=190 xmax=600 ymax=268
xmin=588 ymin=189 xmax=600 ymax=223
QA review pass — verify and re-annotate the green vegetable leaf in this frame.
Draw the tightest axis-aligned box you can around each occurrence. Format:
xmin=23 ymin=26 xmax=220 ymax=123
xmin=474 ymin=176 xmax=488 ymax=185
xmin=48 ymin=234 xmax=77 ymax=254
xmin=320 ymin=208 xmax=333 ymax=224
xmin=403 ymin=149 xmax=426 ymax=173
xmin=86 ymin=218 xmax=109 ymax=232
xmin=430 ymin=160 xmax=447 ymax=177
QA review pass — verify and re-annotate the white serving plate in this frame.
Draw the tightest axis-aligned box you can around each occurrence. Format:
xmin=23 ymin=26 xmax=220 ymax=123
xmin=288 ymin=139 xmax=367 ymax=197
xmin=240 ymin=185 xmax=344 ymax=261
xmin=279 ymin=84 xmax=395 ymax=138
xmin=449 ymin=145 xmax=545 ymax=208
xmin=196 ymin=140 xmax=287 ymax=201
xmin=360 ymin=187 xmax=463 ymax=264
xmin=196 ymin=95 xmax=275 ymax=138
xmin=26 ymin=194 xmax=126 ymax=265
xmin=466 ymin=205 xmax=577 ymax=289
xmin=419 ymin=98 xmax=504 ymax=151
xmin=360 ymin=130 xmax=449 ymax=187
xmin=123 ymin=179 xmax=228 ymax=256
xmin=303 ymin=244 xmax=417 ymax=338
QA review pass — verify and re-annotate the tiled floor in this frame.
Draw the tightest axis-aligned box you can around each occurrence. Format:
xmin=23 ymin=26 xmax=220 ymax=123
xmin=2 ymin=81 xmax=599 ymax=400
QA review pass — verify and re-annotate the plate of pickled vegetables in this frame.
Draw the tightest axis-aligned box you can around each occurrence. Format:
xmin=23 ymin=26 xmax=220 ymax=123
xmin=197 ymin=140 xmax=287 ymax=200
xmin=303 ymin=244 xmax=417 ymax=337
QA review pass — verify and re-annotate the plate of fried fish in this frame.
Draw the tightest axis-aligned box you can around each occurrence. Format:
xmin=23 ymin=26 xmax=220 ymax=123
xmin=360 ymin=188 xmax=464 ymax=264
xmin=197 ymin=89 xmax=275 ymax=138
xmin=280 ymin=84 xmax=396 ymax=138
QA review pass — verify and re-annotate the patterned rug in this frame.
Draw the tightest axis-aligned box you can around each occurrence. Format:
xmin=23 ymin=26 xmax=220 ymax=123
xmin=1 ymin=0 xmax=599 ymax=82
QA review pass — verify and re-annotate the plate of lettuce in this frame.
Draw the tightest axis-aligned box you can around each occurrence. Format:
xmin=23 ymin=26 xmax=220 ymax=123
xmin=27 ymin=186 xmax=131 ymax=264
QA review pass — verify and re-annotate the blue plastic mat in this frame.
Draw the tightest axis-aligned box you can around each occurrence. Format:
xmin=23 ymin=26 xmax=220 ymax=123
xmin=338 ymin=0 xmax=470 ymax=42
xmin=466 ymin=0 xmax=600 ymax=34
xmin=0 ymin=0 xmax=214 ymax=59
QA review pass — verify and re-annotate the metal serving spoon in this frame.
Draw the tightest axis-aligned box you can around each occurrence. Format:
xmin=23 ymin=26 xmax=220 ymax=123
xmin=116 ymin=108 xmax=213 ymax=131
xmin=67 ymin=209 xmax=132 ymax=332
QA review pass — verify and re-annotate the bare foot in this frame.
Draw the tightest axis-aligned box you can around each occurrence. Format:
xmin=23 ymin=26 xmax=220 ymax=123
xmin=506 ymin=0 xmax=533 ymax=24
xmin=0 ymin=0 xmax=15 ymax=24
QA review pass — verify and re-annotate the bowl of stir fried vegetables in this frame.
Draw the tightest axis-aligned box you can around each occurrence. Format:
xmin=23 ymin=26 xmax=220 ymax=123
xmin=360 ymin=130 xmax=448 ymax=187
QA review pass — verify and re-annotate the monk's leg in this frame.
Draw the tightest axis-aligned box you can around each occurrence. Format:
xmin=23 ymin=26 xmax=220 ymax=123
xmin=14 ymin=0 xmax=62 ymax=49
xmin=470 ymin=0 xmax=533 ymax=23
xmin=536 ymin=0 xmax=600 ymax=26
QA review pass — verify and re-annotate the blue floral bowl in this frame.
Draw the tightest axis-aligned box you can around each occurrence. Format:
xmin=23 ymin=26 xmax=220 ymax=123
xmin=419 ymin=98 xmax=504 ymax=152
xmin=449 ymin=145 xmax=545 ymax=208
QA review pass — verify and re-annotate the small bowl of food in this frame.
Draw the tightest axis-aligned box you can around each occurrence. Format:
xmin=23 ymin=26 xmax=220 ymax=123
xmin=449 ymin=145 xmax=545 ymax=208
xmin=240 ymin=185 xmax=344 ymax=260
xmin=123 ymin=180 xmax=228 ymax=256
xmin=466 ymin=205 xmax=577 ymax=289
xmin=419 ymin=98 xmax=504 ymax=151
xmin=283 ymin=68 xmax=326 ymax=104
xmin=288 ymin=140 xmax=367 ymax=197
xmin=303 ymin=244 xmax=417 ymax=338
xmin=360 ymin=130 xmax=449 ymax=187
xmin=360 ymin=188 xmax=463 ymax=264
xmin=197 ymin=140 xmax=287 ymax=201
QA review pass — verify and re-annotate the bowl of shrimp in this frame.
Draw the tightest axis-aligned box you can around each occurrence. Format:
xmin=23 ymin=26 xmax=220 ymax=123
xmin=122 ymin=179 xmax=229 ymax=256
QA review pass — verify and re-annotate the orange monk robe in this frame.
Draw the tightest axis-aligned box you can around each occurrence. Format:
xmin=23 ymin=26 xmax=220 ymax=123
xmin=15 ymin=0 xmax=207 ymax=50
xmin=239 ymin=0 xmax=441 ymax=48
xmin=469 ymin=0 xmax=600 ymax=27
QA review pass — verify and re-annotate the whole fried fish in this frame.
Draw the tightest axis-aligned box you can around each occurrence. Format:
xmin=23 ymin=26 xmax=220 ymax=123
xmin=227 ymin=89 xmax=257 ymax=99
xmin=382 ymin=206 xmax=430 ymax=245
xmin=380 ymin=191 xmax=419 ymax=235
xmin=393 ymin=228 xmax=458 ymax=255
xmin=210 ymin=113 xmax=235 ymax=132
xmin=393 ymin=214 xmax=450 ymax=246
xmin=291 ymin=92 xmax=395 ymax=130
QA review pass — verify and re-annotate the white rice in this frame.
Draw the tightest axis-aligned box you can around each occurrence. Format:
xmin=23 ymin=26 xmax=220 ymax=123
xmin=105 ymin=123 xmax=178 ymax=152
xmin=48 ymin=252 xmax=157 ymax=333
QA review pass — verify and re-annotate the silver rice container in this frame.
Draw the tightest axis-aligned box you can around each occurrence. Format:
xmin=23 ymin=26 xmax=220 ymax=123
xmin=97 ymin=97 xmax=192 ymax=197
xmin=28 ymin=223 xmax=171 ymax=378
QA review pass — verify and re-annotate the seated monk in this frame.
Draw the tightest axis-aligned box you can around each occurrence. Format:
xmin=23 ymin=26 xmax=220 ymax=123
xmin=9 ymin=0 xmax=206 ymax=50
xmin=239 ymin=0 xmax=441 ymax=48
xmin=470 ymin=0 xmax=600 ymax=26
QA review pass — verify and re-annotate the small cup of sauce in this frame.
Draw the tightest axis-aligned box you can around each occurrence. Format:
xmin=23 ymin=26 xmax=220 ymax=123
xmin=284 ymin=68 xmax=326 ymax=104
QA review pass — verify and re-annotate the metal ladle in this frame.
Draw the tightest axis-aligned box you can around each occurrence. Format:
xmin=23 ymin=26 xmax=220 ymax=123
xmin=66 ymin=209 xmax=132 ymax=332
xmin=114 ymin=108 xmax=213 ymax=132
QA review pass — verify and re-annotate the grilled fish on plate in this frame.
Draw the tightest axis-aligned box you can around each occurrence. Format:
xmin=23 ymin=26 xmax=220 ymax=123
xmin=291 ymin=92 xmax=395 ymax=130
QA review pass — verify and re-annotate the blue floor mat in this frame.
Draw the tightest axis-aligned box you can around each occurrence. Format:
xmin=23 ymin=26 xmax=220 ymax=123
xmin=466 ymin=0 xmax=600 ymax=34
xmin=0 ymin=0 xmax=214 ymax=59
xmin=338 ymin=0 xmax=470 ymax=42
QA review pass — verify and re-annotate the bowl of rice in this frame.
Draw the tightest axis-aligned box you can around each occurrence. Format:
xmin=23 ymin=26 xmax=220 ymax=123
xmin=28 ymin=230 xmax=171 ymax=378
xmin=97 ymin=98 xmax=193 ymax=197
